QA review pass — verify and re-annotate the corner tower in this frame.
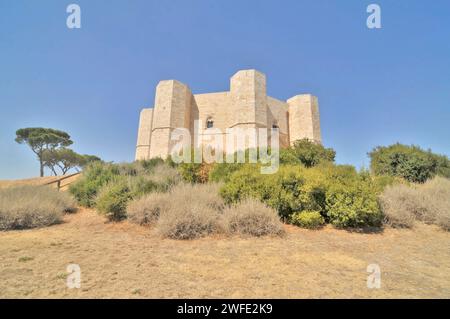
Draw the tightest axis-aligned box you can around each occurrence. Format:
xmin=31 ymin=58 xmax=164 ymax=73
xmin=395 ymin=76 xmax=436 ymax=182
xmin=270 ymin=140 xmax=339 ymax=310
xmin=287 ymin=94 xmax=322 ymax=144
xmin=148 ymin=80 xmax=192 ymax=159
xmin=229 ymin=69 xmax=267 ymax=130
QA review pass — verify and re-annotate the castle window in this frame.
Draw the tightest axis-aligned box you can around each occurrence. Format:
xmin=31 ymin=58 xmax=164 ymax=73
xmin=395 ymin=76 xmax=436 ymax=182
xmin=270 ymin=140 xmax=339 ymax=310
xmin=206 ymin=118 xmax=214 ymax=128
xmin=272 ymin=123 xmax=279 ymax=129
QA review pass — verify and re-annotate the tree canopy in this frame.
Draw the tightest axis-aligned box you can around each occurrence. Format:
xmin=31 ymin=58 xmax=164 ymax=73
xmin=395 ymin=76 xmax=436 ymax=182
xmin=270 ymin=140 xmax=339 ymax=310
xmin=15 ymin=128 xmax=73 ymax=177
xmin=368 ymin=143 xmax=450 ymax=183
xmin=42 ymin=148 xmax=102 ymax=175
xmin=280 ymin=138 xmax=336 ymax=167
xmin=15 ymin=127 xmax=101 ymax=177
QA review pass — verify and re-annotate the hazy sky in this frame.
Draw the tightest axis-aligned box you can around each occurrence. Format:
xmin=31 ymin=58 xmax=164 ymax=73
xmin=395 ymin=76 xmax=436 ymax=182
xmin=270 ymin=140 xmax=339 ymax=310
xmin=1 ymin=0 xmax=449 ymax=179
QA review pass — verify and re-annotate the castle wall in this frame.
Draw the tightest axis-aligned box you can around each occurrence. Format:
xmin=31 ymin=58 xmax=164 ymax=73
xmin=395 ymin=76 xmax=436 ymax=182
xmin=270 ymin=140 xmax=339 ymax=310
xmin=135 ymin=69 xmax=322 ymax=161
xmin=193 ymin=92 xmax=232 ymax=131
xmin=267 ymin=96 xmax=290 ymax=148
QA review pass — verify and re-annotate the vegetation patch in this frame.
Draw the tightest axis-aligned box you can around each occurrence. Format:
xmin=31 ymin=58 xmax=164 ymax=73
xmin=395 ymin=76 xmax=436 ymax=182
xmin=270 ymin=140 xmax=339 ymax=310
xmin=155 ymin=183 xmax=224 ymax=239
xmin=222 ymin=199 xmax=285 ymax=237
xmin=379 ymin=176 xmax=450 ymax=230
xmin=290 ymin=211 xmax=325 ymax=229
xmin=369 ymin=143 xmax=450 ymax=183
xmin=70 ymin=160 xmax=181 ymax=221
xmin=127 ymin=192 xmax=170 ymax=226
xmin=0 ymin=185 xmax=76 ymax=230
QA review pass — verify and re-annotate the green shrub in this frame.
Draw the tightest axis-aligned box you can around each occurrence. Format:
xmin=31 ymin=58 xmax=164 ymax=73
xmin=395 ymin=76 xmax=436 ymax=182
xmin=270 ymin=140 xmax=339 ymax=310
xmin=208 ymin=163 xmax=243 ymax=182
xmin=369 ymin=143 xmax=450 ymax=183
xmin=140 ymin=157 xmax=165 ymax=171
xmin=281 ymin=139 xmax=336 ymax=167
xmin=290 ymin=211 xmax=325 ymax=229
xmin=129 ymin=164 xmax=181 ymax=197
xmin=222 ymin=199 xmax=285 ymax=237
xmin=70 ymin=161 xmax=181 ymax=218
xmin=69 ymin=161 xmax=119 ymax=207
xmin=178 ymin=162 xmax=204 ymax=183
xmin=0 ymin=186 xmax=76 ymax=230
xmin=220 ymin=164 xmax=328 ymax=219
xmin=95 ymin=178 xmax=132 ymax=221
xmin=221 ymin=163 xmax=384 ymax=228
xmin=325 ymin=180 xmax=382 ymax=228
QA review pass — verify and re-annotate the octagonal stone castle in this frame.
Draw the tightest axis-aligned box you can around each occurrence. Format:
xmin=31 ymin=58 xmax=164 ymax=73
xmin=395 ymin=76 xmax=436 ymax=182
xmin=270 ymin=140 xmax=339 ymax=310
xmin=135 ymin=69 xmax=321 ymax=160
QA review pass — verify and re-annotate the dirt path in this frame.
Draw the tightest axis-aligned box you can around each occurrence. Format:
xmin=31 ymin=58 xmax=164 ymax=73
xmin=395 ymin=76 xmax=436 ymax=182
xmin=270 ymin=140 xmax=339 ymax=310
xmin=0 ymin=209 xmax=449 ymax=298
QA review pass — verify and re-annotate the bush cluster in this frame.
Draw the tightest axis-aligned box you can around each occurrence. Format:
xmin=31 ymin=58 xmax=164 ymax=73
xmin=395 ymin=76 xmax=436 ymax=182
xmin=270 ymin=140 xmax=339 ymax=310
xmin=70 ymin=160 xmax=181 ymax=221
xmin=220 ymin=163 xmax=385 ymax=228
xmin=280 ymin=138 xmax=336 ymax=167
xmin=369 ymin=143 xmax=450 ymax=183
xmin=290 ymin=211 xmax=325 ymax=229
xmin=127 ymin=183 xmax=285 ymax=239
xmin=222 ymin=199 xmax=285 ymax=237
xmin=0 ymin=185 xmax=76 ymax=230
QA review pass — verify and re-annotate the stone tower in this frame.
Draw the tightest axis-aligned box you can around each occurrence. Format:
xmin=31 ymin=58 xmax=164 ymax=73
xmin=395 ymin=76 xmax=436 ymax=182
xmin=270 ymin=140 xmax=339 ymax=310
xmin=135 ymin=69 xmax=322 ymax=160
xmin=287 ymin=94 xmax=322 ymax=145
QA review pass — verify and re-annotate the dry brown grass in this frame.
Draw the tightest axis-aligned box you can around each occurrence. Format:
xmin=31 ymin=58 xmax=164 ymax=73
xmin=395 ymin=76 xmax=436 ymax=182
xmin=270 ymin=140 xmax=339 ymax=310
xmin=128 ymin=185 xmax=285 ymax=239
xmin=379 ymin=184 xmax=418 ymax=228
xmin=0 ymin=208 xmax=449 ymax=298
xmin=0 ymin=174 xmax=80 ymax=191
xmin=156 ymin=183 xmax=224 ymax=239
xmin=0 ymin=185 xmax=76 ymax=230
xmin=379 ymin=176 xmax=450 ymax=230
xmin=127 ymin=192 xmax=170 ymax=226
xmin=222 ymin=199 xmax=285 ymax=237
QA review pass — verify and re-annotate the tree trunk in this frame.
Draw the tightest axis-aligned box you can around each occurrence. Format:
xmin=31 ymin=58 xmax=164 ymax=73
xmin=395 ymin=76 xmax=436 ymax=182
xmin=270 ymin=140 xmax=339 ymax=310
xmin=39 ymin=159 xmax=44 ymax=177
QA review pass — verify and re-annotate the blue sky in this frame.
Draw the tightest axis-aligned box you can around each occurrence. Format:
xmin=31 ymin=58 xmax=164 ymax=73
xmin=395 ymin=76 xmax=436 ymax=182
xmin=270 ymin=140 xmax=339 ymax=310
xmin=0 ymin=0 xmax=449 ymax=179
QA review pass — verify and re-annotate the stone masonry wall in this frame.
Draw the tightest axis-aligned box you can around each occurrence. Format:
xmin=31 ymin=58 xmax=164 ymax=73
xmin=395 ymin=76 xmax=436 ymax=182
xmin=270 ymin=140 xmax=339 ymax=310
xmin=135 ymin=69 xmax=322 ymax=160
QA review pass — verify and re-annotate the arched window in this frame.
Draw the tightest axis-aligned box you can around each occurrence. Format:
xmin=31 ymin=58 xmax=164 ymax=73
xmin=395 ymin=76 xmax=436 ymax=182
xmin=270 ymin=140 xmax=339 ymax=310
xmin=206 ymin=118 xmax=214 ymax=128
xmin=272 ymin=123 xmax=279 ymax=129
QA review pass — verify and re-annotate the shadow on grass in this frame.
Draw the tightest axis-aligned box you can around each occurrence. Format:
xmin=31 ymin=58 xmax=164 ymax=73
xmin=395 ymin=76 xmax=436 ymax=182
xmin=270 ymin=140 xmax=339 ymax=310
xmin=342 ymin=226 xmax=385 ymax=234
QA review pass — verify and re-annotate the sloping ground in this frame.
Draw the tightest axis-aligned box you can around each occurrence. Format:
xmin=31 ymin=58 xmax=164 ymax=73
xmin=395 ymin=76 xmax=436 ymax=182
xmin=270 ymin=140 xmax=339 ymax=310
xmin=0 ymin=209 xmax=449 ymax=298
xmin=0 ymin=173 xmax=80 ymax=190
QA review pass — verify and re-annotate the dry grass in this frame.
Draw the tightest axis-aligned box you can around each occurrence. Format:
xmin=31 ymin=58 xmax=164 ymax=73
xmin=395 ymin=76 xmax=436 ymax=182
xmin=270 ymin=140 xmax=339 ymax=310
xmin=0 ymin=174 xmax=80 ymax=191
xmin=0 ymin=208 xmax=449 ymax=298
xmin=379 ymin=177 xmax=450 ymax=230
xmin=222 ymin=199 xmax=285 ymax=237
xmin=149 ymin=164 xmax=182 ymax=188
xmin=156 ymin=183 xmax=224 ymax=239
xmin=127 ymin=192 xmax=170 ymax=226
xmin=379 ymin=184 xmax=418 ymax=228
xmin=0 ymin=185 xmax=76 ymax=230
xmin=128 ymin=184 xmax=286 ymax=239
xmin=421 ymin=177 xmax=450 ymax=230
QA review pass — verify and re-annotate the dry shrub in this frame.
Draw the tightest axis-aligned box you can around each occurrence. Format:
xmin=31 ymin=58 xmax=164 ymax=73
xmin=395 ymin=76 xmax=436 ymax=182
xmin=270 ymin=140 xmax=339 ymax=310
xmin=222 ymin=199 xmax=285 ymax=237
xmin=379 ymin=176 xmax=450 ymax=230
xmin=379 ymin=184 xmax=417 ymax=228
xmin=421 ymin=176 xmax=450 ymax=230
xmin=157 ymin=203 xmax=222 ymax=239
xmin=127 ymin=192 xmax=170 ymax=226
xmin=155 ymin=183 xmax=224 ymax=239
xmin=149 ymin=164 xmax=182 ymax=191
xmin=0 ymin=185 xmax=76 ymax=230
xmin=168 ymin=183 xmax=225 ymax=211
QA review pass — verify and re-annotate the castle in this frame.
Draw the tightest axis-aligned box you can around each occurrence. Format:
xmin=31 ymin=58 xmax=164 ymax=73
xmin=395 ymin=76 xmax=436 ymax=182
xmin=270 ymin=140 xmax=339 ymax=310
xmin=135 ymin=69 xmax=322 ymax=160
